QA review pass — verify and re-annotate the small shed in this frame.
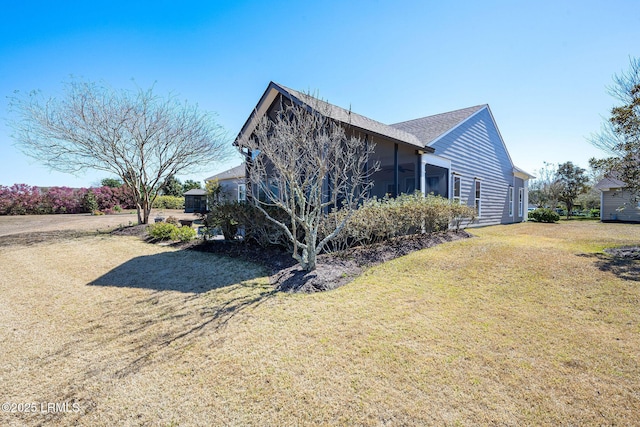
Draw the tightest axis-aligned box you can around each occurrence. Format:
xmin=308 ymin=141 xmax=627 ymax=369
xmin=184 ymin=188 xmax=208 ymax=213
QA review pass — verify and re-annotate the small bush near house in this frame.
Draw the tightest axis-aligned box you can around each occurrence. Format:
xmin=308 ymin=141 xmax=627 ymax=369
xmin=148 ymin=222 xmax=179 ymax=240
xmin=528 ymin=208 xmax=560 ymax=223
xmin=205 ymin=194 xmax=475 ymax=253
xmin=321 ymin=193 xmax=476 ymax=252
xmin=170 ymin=225 xmax=196 ymax=242
xmin=152 ymin=195 xmax=184 ymax=210
xmin=589 ymin=209 xmax=600 ymax=218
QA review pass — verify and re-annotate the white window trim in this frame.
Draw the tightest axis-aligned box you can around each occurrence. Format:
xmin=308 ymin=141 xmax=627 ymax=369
xmin=453 ymin=175 xmax=461 ymax=203
xmin=508 ymin=186 xmax=514 ymax=217
xmin=474 ymin=179 xmax=481 ymax=217
xmin=518 ymin=188 xmax=524 ymax=217
xmin=238 ymin=183 xmax=247 ymax=202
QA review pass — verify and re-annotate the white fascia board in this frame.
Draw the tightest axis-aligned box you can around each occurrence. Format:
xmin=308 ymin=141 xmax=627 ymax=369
xmin=235 ymin=86 xmax=280 ymax=146
xmin=427 ymin=105 xmax=487 ymax=148
xmin=421 ymin=152 xmax=451 ymax=169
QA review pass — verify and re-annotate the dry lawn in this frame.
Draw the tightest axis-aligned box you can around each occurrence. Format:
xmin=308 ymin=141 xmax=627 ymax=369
xmin=0 ymin=221 xmax=638 ymax=426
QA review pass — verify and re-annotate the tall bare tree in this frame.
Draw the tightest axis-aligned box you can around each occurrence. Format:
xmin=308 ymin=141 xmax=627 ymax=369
xmin=589 ymin=57 xmax=640 ymax=201
xmin=238 ymin=97 xmax=378 ymax=271
xmin=8 ymin=79 xmax=228 ymax=224
xmin=529 ymin=161 xmax=562 ymax=208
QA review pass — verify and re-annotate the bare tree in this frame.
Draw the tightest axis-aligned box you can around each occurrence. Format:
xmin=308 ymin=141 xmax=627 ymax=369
xmin=529 ymin=161 xmax=561 ymax=208
xmin=8 ymin=79 xmax=228 ymax=224
xmin=238 ymin=97 xmax=378 ymax=271
xmin=589 ymin=57 xmax=640 ymax=201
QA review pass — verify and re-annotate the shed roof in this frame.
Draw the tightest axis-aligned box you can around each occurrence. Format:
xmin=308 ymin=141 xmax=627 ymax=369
xmin=595 ymin=176 xmax=627 ymax=190
xmin=183 ymin=188 xmax=207 ymax=196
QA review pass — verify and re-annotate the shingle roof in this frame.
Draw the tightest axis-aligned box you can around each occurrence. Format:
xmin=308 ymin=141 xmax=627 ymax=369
xmin=595 ymin=176 xmax=627 ymax=190
xmin=274 ymin=83 xmax=424 ymax=148
xmin=183 ymin=188 xmax=207 ymax=196
xmin=205 ymin=163 xmax=245 ymax=181
xmin=390 ymin=105 xmax=486 ymax=146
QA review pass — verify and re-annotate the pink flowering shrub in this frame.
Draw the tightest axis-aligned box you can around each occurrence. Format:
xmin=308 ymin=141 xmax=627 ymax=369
xmin=42 ymin=186 xmax=85 ymax=214
xmin=0 ymin=184 xmax=137 ymax=215
xmin=0 ymin=184 xmax=43 ymax=215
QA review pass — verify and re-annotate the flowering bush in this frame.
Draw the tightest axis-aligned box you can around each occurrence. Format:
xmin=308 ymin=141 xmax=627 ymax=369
xmin=0 ymin=184 xmax=43 ymax=215
xmin=42 ymin=186 xmax=85 ymax=214
xmin=0 ymin=183 xmax=137 ymax=215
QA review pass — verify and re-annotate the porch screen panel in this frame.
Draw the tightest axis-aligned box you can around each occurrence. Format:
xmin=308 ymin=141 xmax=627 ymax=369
xmin=425 ymin=165 xmax=448 ymax=197
xmin=397 ymin=145 xmax=416 ymax=194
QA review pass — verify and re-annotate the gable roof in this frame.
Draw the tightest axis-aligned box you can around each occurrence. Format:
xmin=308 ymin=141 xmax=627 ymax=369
xmin=236 ymin=82 xmax=426 ymax=149
xmin=205 ymin=163 xmax=245 ymax=181
xmin=390 ymin=105 xmax=486 ymax=146
xmin=274 ymin=83 xmax=424 ymax=148
xmin=595 ymin=176 xmax=626 ymax=190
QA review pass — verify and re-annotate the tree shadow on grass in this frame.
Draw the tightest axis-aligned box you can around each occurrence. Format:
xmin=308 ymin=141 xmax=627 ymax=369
xmin=82 ymin=250 xmax=278 ymax=379
xmin=89 ymin=250 xmax=267 ymax=293
xmin=577 ymin=252 xmax=640 ymax=282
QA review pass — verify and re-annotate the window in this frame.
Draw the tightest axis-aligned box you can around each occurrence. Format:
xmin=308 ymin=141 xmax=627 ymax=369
xmin=238 ymin=183 xmax=246 ymax=202
xmin=474 ymin=180 xmax=481 ymax=217
xmin=518 ymin=188 xmax=524 ymax=217
xmin=508 ymin=186 xmax=514 ymax=217
xmin=453 ymin=175 xmax=461 ymax=203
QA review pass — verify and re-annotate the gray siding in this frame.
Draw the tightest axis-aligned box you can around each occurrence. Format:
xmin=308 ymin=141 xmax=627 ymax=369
xmin=430 ymin=108 xmax=518 ymax=226
xmin=601 ymin=189 xmax=640 ymax=222
xmin=218 ymin=178 xmax=244 ymax=202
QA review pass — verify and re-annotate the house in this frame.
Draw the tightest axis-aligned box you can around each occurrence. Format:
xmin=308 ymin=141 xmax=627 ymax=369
xmin=183 ymin=188 xmax=207 ymax=213
xmin=205 ymin=163 xmax=247 ymax=202
xmin=228 ymin=81 xmax=533 ymax=226
xmin=595 ymin=176 xmax=640 ymax=222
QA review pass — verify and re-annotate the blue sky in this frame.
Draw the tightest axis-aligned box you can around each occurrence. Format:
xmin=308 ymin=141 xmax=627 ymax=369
xmin=1 ymin=0 xmax=639 ymax=187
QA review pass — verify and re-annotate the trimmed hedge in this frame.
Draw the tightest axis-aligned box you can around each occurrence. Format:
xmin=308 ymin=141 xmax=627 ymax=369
xmin=152 ymin=196 xmax=184 ymax=210
xmin=205 ymin=193 xmax=476 ymax=252
xmin=528 ymin=208 xmax=560 ymax=223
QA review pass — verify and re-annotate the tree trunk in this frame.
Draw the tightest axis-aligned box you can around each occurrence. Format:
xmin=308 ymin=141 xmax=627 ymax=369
xmin=136 ymin=204 xmax=144 ymax=225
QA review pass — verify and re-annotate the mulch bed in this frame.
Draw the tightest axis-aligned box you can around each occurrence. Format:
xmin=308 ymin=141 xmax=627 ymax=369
xmin=188 ymin=231 xmax=472 ymax=293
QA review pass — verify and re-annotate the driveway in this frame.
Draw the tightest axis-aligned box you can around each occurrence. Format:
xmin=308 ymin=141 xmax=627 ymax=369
xmin=0 ymin=210 xmax=200 ymax=237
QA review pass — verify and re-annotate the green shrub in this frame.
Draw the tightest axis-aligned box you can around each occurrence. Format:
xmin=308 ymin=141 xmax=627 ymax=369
xmin=170 ymin=225 xmax=196 ymax=242
xmin=148 ymin=222 xmax=179 ymax=240
xmin=589 ymin=209 xmax=600 ymax=218
xmin=82 ymin=191 xmax=98 ymax=213
xmin=320 ymin=193 xmax=476 ymax=252
xmin=205 ymin=202 xmax=241 ymax=240
xmin=152 ymin=196 xmax=184 ymax=210
xmin=528 ymin=208 xmax=560 ymax=223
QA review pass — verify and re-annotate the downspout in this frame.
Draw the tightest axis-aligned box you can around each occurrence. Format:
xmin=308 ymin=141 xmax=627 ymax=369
xmin=416 ymin=151 xmax=421 ymax=193
xmin=393 ymin=143 xmax=399 ymax=197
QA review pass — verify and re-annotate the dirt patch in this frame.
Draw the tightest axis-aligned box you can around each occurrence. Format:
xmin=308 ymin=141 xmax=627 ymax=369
xmin=604 ymin=246 xmax=640 ymax=260
xmin=192 ymin=231 xmax=472 ymax=292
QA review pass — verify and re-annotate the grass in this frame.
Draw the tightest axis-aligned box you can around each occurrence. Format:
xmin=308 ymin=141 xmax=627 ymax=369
xmin=0 ymin=221 xmax=638 ymax=426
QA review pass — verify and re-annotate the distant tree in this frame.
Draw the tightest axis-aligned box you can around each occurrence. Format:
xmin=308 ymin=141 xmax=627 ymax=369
xmin=101 ymin=177 xmax=123 ymax=188
xmin=555 ymin=161 xmax=589 ymax=219
xmin=528 ymin=161 xmax=561 ymax=208
xmin=8 ymin=79 xmax=228 ymax=224
xmin=238 ymin=95 xmax=378 ymax=272
xmin=589 ymin=57 xmax=640 ymax=203
xmin=182 ymin=179 xmax=202 ymax=193
xmin=161 ymin=176 xmax=183 ymax=197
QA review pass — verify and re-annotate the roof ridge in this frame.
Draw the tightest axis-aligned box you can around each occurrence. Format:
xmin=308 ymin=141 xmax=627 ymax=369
xmin=391 ymin=104 xmax=487 ymax=126
xmin=271 ymin=82 xmax=424 ymax=147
